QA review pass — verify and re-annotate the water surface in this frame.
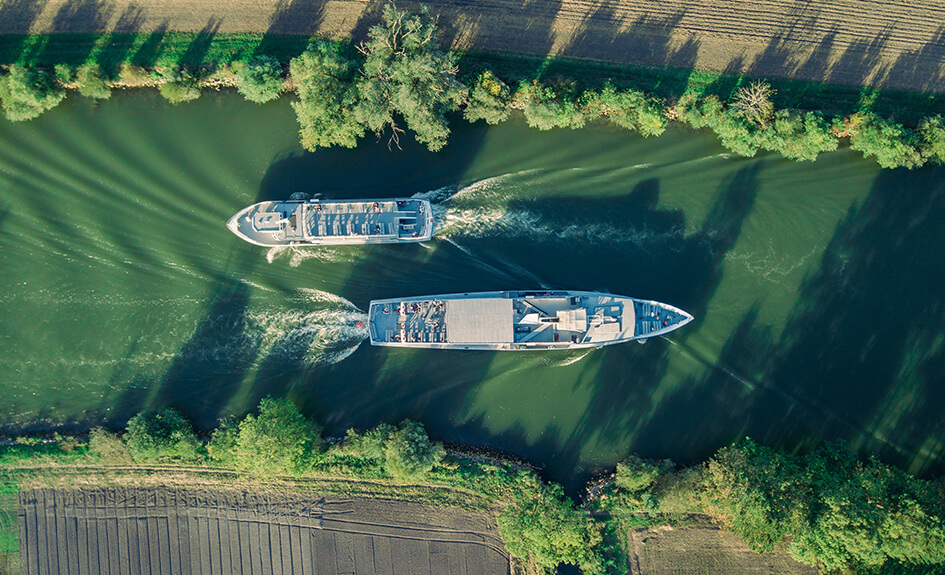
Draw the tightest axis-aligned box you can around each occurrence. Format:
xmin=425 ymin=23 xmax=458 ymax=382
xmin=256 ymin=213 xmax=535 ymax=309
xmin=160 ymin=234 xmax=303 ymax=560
xmin=1 ymin=90 xmax=944 ymax=490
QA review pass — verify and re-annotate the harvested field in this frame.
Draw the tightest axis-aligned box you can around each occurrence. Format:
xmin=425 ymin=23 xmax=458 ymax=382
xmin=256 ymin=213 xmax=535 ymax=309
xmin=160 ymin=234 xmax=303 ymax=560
xmin=628 ymin=524 xmax=817 ymax=575
xmin=18 ymin=486 xmax=509 ymax=575
xmin=1 ymin=0 xmax=944 ymax=92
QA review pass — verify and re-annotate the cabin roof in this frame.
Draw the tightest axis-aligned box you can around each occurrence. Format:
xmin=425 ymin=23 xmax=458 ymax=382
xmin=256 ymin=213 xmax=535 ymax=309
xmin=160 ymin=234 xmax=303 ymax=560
xmin=446 ymin=298 xmax=513 ymax=343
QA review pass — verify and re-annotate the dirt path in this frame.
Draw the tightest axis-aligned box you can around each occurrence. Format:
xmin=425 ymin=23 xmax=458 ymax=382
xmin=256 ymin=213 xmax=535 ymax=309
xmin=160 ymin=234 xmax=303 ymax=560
xmin=2 ymin=0 xmax=944 ymax=92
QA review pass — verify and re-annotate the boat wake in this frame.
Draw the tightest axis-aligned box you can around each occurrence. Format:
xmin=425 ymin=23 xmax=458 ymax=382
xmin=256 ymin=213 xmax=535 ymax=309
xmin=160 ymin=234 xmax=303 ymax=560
xmin=266 ymin=245 xmax=360 ymax=266
xmin=416 ymin=175 xmax=684 ymax=246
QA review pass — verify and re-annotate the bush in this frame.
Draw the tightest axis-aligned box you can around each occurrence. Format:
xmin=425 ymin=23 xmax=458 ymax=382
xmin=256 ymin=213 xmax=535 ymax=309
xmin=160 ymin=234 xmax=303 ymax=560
xmin=497 ymin=474 xmax=604 ymax=575
xmin=0 ymin=64 xmax=66 ymax=121
xmin=290 ymin=42 xmax=364 ymax=150
xmin=615 ymin=454 xmax=661 ymax=493
xmin=88 ymin=428 xmax=133 ymax=464
xmin=233 ymin=397 xmax=322 ymax=475
xmin=383 ymin=420 xmax=445 ymax=481
xmin=157 ymin=65 xmax=201 ymax=104
xmin=53 ymin=63 xmax=74 ymax=85
xmin=464 ymin=70 xmax=511 ymax=125
xmin=76 ymin=63 xmax=112 ymax=100
xmin=124 ymin=408 xmax=203 ymax=463
xmin=234 ymin=55 xmax=284 ymax=104
xmin=759 ymin=110 xmax=838 ymax=161
xmin=584 ymin=84 xmax=666 ymax=137
xmin=206 ymin=417 xmax=239 ymax=465
xmin=513 ymin=81 xmax=585 ymax=130
xmin=849 ymin=112 xmax=924 ymax=169
xmin=677 ymin=95 xmax=764 ymax=157
xmin=354 ymin=4 xmax=466 ymax=151
xmin=117 ymin=63 xmax=150 ymax=86
xmin=918 ymin=115 xmax=945 ymax=165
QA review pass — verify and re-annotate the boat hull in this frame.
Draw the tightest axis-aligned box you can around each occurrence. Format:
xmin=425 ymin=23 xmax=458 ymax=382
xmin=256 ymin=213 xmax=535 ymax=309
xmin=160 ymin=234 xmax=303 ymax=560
xmin=227 ymin=198 xmax=434 ymax=247
xmin=368 ymin=290 xmax=693 ymax=350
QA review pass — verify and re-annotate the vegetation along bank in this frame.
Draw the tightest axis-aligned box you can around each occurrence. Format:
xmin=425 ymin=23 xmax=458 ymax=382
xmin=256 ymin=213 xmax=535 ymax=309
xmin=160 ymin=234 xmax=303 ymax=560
xmin=1 ymin=3 xmax=945 ymax=169
xmin=2 ymin=396 xmax=944 ymax=575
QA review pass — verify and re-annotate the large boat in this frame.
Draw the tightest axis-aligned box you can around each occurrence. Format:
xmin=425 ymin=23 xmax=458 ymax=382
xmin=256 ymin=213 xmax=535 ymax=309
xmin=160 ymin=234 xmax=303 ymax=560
xmin=368 ymin=290 xmax=693 ymax=350
xmin=227 ymin=198 xmax=433 ymax=246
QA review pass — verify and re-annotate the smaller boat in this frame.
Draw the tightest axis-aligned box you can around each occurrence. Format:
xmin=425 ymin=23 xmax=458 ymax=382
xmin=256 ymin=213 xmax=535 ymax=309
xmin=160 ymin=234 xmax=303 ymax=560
xmin=368 ymin=290 xmax=693 ymax=350
xmin=227 ymin=198 xmax=433 ymax=247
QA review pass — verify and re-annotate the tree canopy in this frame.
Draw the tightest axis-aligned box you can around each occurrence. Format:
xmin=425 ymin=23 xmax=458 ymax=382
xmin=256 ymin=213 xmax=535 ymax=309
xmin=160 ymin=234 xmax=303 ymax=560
xmin=353 ymin=4 xmax=466 ymax=150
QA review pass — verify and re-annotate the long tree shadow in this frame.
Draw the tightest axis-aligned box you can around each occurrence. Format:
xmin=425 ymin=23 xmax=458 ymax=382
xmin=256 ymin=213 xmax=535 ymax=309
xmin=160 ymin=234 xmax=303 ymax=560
xmin=882 ymin=25 xmax=945 ymax=99
xmin=632 ymin=164 xmax=945 ymax=477
xmin=130 ymin=20 xmax=167 ymax=68
xmin=179 ymin=17 xmax=221 ymax=68
xmin=0 ymin=0 xmax=47 ymax=63
xmin=50 ymin=0 xmax=114 ymax=66
xmin=254 ymin=0 xmax=329 ymax=59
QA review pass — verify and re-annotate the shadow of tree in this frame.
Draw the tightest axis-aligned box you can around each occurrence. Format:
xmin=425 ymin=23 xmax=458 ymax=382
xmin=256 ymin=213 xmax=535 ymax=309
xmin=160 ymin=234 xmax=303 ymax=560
xmin=0 ymin=0 xmax=47 ymax=61
xmin=95 ymin=5 xmax=146 ymax=75
xmin=630 ymin=164 xmax=945 ymax=478
xmin=130 ymin=20 xmax=167 ymax=68
xmin=254 ymin=0 xmax=329 ymax=59
xmin=49 ymin=0 xmax=114 ymax=66
xmin=179 ymin=17 xmax=221 ymax=68
xmin=882 ymin=25 xmax=945 ymax=101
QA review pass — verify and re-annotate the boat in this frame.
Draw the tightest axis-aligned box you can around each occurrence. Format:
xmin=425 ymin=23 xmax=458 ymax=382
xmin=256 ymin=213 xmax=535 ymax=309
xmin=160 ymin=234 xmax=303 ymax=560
xmin=227 ymin=198 xmax=434 ymax=246
xmin=368 ymin=290 xmax=693 ymax=350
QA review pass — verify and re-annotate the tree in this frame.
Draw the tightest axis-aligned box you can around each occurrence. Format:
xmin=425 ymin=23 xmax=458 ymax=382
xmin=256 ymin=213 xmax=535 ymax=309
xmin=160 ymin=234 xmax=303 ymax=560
xmin=0 ymin=64 xmax=66 ymax=121
xmin=353 ymin=4 xmax=466 ymax=150
xmin=157 ymin=65 xmax=201 ymax=104
xmin=235 ymin=55 xmax=284 ymax=104
xmin=918 ymin=115 xmax=945 ymax=165
xmin=513 ymin=80 xmax=585 ymax=130
xmin=464 ymin=69 xmax=511 ymax=125
xmin=233 ymin=397 xmax=322 ymax=475
xmin=849 ymin=112 xmax=924 ymax=169
xmin=76 ymin=62 xmax=112 ymax=100
xmin=290 ymin=42 xmax=364 ymax=150
xmin=759 ymin=110 xmax=838 ymax=161
xmin=733 ymin=81 xmax=775 ymax=126
xmin=614 ymin=454 xmax=661 ymax=493
xmin=124 ymin=408 xmax=203 ymax=463
xmin=383 ymin=420 xmax=444 ymax=481
xmin=583 ymin=84 xmax=666 ymax=137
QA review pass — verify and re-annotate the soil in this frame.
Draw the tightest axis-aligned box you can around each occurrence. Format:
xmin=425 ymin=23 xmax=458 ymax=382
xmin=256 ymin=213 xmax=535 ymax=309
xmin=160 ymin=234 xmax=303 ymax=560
xmin=2 ymin=0 xmax=944 ymax=92
xmin=18 ymin=486 xmax=509 ymax=575
xmin=628 ymin=523 xmax=817 ymax=575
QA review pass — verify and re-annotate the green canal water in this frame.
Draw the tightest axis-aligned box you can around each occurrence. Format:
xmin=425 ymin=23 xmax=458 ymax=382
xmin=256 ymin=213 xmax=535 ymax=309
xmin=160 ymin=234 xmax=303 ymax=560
xmin=1 ymin=90 xmax=944 ymax=490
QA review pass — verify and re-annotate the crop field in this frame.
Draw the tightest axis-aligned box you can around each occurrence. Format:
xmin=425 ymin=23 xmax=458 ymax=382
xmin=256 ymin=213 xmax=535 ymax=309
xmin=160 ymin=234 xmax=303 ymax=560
xmin=628 ymin=524 xmax=817 ymax=575
xmin=2 ymin=0 xmax=944 ymax=92
xmin=18 ymin=486 xmax=509 ymax=575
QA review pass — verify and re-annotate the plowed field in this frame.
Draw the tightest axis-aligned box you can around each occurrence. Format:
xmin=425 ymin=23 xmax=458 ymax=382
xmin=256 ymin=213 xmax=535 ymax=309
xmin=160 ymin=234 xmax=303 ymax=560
xmin=3 ymin=0 xmax=945 ymax=92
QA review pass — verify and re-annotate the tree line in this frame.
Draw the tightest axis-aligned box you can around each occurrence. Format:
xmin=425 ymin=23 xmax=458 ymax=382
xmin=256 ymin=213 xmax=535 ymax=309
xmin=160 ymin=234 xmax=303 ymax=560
xmin=3 ymin=395 xmax=943 ymax=574
xmin=1 ymin=4 xmax=944 ymax=169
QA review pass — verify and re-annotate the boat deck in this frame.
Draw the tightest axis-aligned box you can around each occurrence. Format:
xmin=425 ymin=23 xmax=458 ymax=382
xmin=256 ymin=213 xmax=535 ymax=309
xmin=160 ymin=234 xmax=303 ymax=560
xmin=230 ymin=199 xmax=430 ymax=246
xmin=371 ymin=300 xmax=449 ymax=344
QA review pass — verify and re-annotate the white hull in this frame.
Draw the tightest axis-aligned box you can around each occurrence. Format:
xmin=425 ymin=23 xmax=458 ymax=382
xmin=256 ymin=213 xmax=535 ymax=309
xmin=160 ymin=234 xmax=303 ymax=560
xmin=369 ymin=290 xmax=693 ymax=350
xmin=227 ymin=198 xmax=433 ymax=247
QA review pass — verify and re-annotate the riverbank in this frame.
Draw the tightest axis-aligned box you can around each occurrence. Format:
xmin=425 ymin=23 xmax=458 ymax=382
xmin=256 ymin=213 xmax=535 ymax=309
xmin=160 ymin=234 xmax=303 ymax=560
xmin=3 ymin=399 xmax=944 ymax=575
xmin=4 ymin=0 xmax=945 ymax=94
xmin=2 ymin=2 xmax=944 ymax=168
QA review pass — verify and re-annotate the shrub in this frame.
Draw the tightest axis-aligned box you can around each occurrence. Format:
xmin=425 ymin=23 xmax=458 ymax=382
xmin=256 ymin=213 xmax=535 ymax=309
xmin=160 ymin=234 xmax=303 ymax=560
xmin=234 ymin=55 xmax=284 ymax=104
xmin=615 ymin=454 xmax=661 ymax=493
xmin=354 ymin=4 xmax=466 ymax=151
xmin=0 ymin=64 xmax=66 ymax=121
xmin=76 ymin=63 xmax=112 ymax=100
xmin=497 ymin=473 xmax=604 ymax=575
xmin=117 ymin=63 xmax=150 ymax=86
xmin=124 ymin=408 xmax=203 ymax=463
xmin=53 ymin=63 xmax=75 ymax=85
xmin=513 ymin=80 xmax=585 ymax=130
xmin=464 ymin=69 xmax=511 ymax=125
xmin=383 ymin=420 xmax=445 ymax=481
xmin=584 ymin=84 xmax=666 ymax=137
xmin=918 ymin=115 xmax=945 ymax=165
xmin=206 ymin=417 xmax=239 ymax=465
xmin=849 ymin=112 xmax=924 ymax=169
xmin=759 ymin=110 xmax=838 ymax=161
xmin=290 ymin=42 xmax=364 ymax=150
xmin=157 ymin=65 xmax=201 ymax=104
xmin=88 ymin=428 xmax=133 ymax=464
xmin=233 ymin=397 xmax=322 ymax=475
